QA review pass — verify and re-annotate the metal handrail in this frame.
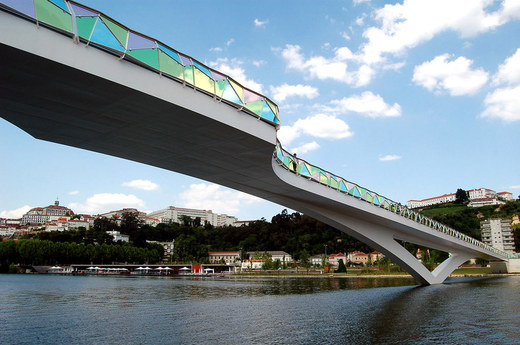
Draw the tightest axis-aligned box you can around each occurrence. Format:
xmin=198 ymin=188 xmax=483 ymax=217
xmin=0 ymin=0 xmax=280 ymax=127
xmin=274 ymin=143 xmax=510 ymax=259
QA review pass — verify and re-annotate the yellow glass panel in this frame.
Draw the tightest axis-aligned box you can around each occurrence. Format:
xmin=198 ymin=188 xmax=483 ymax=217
xmin=194 ymin=68 xmax=215 ymax=94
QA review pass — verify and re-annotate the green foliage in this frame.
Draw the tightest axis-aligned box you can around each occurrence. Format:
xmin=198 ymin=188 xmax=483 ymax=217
xmin=335 ymin=259 xmax=347 ymax=273
xmin=0 ymin=239 xmax=161 ymax=270
xmin=455 ymin=188 xmax=469 ymax=204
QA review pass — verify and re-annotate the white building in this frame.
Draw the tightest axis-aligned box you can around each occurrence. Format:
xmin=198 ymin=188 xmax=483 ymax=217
xmin=481 ymin=219 xmax=516 ymax=253
xmin=148 ymin=206 xmax=238 ymax=227
xmin=247 ymin=251 xmax=293 ymax=263
xmin=209 ymin=251 xmax=240 ymax=265
xmin=408 ymin=188 xmax=513 ymax=209
xmin=22 ymin=200 xmax=74 ymax=225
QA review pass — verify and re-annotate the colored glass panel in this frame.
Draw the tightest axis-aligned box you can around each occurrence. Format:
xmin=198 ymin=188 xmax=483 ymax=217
xmin=101 ymin=16 xmax=128 ymax=48
xmin=261 ymin=102 xmax=276 ymax=122
xmin=1 ymin=0 xmax=36 ymax=18
xmin=352 ymin=187 xmax=361 ymax=197
xmin=49 ymin=0 xmax=69 ymax=12
xmin=210 ymin=70 xmax=227 ymax=81
xmin=70 ymin=3 xmax=97 ymax=16
xmin=90 ymin=19 xmax=124 ymax=51
xmin=127 ymin=48 xmax=159 ymax=69
xmin=193 ymin=61 xmax=212 ymax=78
xmin=158 ymin=50 xmax=183 ymax=79
xmin=184 ymin=65 xmax=194 ymax=85
xmin=245 ymin=100 xmax=264 ymax=116
xmin=339 ymin=180 xmax=348 ymax=192
xmin=373 ymin=196 xmax=380 ymax=205
xmin=158 ymin=43 xmax=181 ymax=64
xmin=229 ymin=79 xmax=244 ymax=103
xmin=194 ymin=67 xmax=215 ymax=94
xmin=221 ymin=83 xmax=243 ymax=105
xmin=298 ymin=163 xmax=311 ymax=177
xmin=127 ymin=31 xmax=155 ymax=49
xmin=266 ymin=99 xmax=279 ymax=117
xmin=243 ymin=89 xmax=262 ymax=103
xmin=319 ymin=173 xmax=328 ymax=185
xmin=215 ymin=80 xmax=227 ymax=98
xmin=76 ymin=16 xmax=97 ymax=40
xmin=35 ymin=0 xmax=73 ymax=33
xmin=329 ymin=177 xmax=338 ymax=189
xmin=179 ymin=54 xmax=192 ymax=66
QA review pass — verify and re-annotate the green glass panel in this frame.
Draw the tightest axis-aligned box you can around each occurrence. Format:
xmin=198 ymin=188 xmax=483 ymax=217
xmin=215 ymin=80 xmax=227 ymax=97
xmin=194 ymin=67 xmax=215 ymax=94
xmin=35 ymin=0 xmax=73 ymax=33
xmin=366 ymin=194 xmax=373 ymax=203
xmin=229 ymin=79 xmax=244 ymax=103
xmin=309 ymin=166 xmax=320 ymax=175
xmin=127 ymin=49 xmax=159 ymax=70
xmin=101 ymin=15 xmax=128 ymax=48
xmin=320 ymin=173 xmax=328 ymax=184
xmin=245 ymin=100 xmax=265 ymax=115
xmin=184 ymin=65 xmax=194 ymax=85
xmin=329 ymin=177 xmax=338 ymax=189
xmin=76 ymin=16 xmax=97 ymax=40
xmin=159 ymin=51 xmax=183 ymax=79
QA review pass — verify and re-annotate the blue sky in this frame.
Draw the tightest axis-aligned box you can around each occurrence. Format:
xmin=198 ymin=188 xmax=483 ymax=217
xmin=1 ymin=0 xmax=520 ymax=221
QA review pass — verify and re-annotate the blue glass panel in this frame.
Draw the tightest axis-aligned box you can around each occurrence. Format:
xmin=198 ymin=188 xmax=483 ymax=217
xmin=90 ymin=19 xmax=124 ymax=51
xmin=193 ymin=61 xmax=212 ymax=78
xmin=127 ymin=31 xmax=155 ymax=49
xmin=300 ymin=164 xmax=311 ymax=177
xmin=157 ymin=43 xmax=181 ymax=64
xmin=221 ymin=83 xmax=243 ymax=105
xmin=339 ymin=180 xmax=348 ymax=192
xmin=260 ymin=102 xmax=276 ymax=122
xmin=70 ymin=3 xmax=97 ymax=16
xmin=1 ymin=0 xmax=35 ymax=17
xmin=49 ymin=0 xmax=69 ymax=13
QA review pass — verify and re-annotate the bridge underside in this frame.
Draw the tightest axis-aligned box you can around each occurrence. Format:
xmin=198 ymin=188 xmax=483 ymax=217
xmin=0 ymin=9 xmax=506 ymax=285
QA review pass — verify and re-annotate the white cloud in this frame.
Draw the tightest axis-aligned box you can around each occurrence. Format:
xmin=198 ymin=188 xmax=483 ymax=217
xmin=210 ymin=47 xmax=222 ymax=52
xmin=509 ymin=185 xmax=520 ymax=189
xmin=122 ymin=179 xmax=159 ymax=191
xmin=280 ymin=44 xmax=378 ymax=87
xmin=68 ymin=190 xmax=79 ymax=195
xmin=481 ymin=85 xmax=520 ymax=121
xmin=0 ymin=205 xmax=32 ymax=219
xmin=252 ymin=60 xmax=266 ymax=67
xmin=359 ymin=0 xmax=520 ymax=65
xmin=341 ymin=32 xmax=351 ymax=41
xmin=210 ymin=58 xmax=263 ymax=93
xmin=354 ymin=0 xmax=371 ymax=4
xmin=290 ymin=141 xmax=320 ymax=155
xmin=413 ymin=54 xmax=488 ymax=96
xmin=179 ymin=183 xmax=262 ymax=215
xmin=270 ymin=83 xmax=319 ymax=102
xmin=226 ymin=38 xmax=235 ymax=47
xmin=379 ymin=154 xmax=402 ymax=161
xmin=278 ymin=113 xmax=353 ymax=145
xmin=254 ymin=18 xmax=268 ymax=27
xmin=324 ymin=91 xmax=401 ymax=118
xmin=493 ymin=48 xmax=520 ymax=86
xmin=69 ymin=193 xmax=145 ymax=214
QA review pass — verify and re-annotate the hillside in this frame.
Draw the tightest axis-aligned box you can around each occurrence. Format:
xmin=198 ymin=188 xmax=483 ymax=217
xmin=418 ymin=200 xmax=520 ymax=241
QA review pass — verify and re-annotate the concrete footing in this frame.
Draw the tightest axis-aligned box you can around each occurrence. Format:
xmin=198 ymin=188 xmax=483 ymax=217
xmin=490 ymin=259 xmax=520 ymax=273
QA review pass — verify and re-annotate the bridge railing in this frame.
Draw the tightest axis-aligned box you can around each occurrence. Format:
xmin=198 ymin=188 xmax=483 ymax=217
xmin=274 ymin=143 xmax=510 ymax=259
xmin=0 ymin=0 xmax=280 ymax=127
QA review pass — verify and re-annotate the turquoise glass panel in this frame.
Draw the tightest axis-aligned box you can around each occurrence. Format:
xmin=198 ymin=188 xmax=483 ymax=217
xmin=339 ymin=180 xmax=348 ymax=192
xmin=90 ymin=19 xmax=124 ymax=51
xmin=158 ymin=43 xmax=181 ymax=64
xmin=261 ymin=102 xmax=276 ymax=122
xmin=49 ymin=0 xmax=69 ymax=12
xmin=221 ymin=84 xmax=243 ymax=105
xmin=193 ymin=61 xmax=212 ymax=78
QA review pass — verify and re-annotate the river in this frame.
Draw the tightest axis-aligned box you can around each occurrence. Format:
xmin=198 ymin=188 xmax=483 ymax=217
xmin=0 ymin=274 xmax=518 ymax=344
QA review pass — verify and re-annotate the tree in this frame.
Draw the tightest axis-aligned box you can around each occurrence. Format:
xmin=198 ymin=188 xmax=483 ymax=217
xmin=300 ymin=249 xmax=311 ymax=272
xmin=455 ymin=188 xmax=469 ymax=204
xmin=335 ymin=259 xmax=347 ymax=273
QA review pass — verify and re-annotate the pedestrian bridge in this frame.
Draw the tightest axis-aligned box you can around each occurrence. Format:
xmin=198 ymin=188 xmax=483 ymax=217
xmin=0 ymin=0 xmax=510 ymax=284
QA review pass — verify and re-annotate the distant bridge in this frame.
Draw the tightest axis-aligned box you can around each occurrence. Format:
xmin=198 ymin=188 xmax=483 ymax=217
xmin=0 ymin=0 xmax=509 ymax=284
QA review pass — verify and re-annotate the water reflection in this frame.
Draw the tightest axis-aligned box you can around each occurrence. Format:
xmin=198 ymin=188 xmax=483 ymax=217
xmin=1 ymin=275 xmax=518 ymax=345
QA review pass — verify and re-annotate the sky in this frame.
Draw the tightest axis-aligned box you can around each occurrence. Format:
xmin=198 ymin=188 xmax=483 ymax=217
xmin=1 ymin=0 xmax=520 ymax=221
